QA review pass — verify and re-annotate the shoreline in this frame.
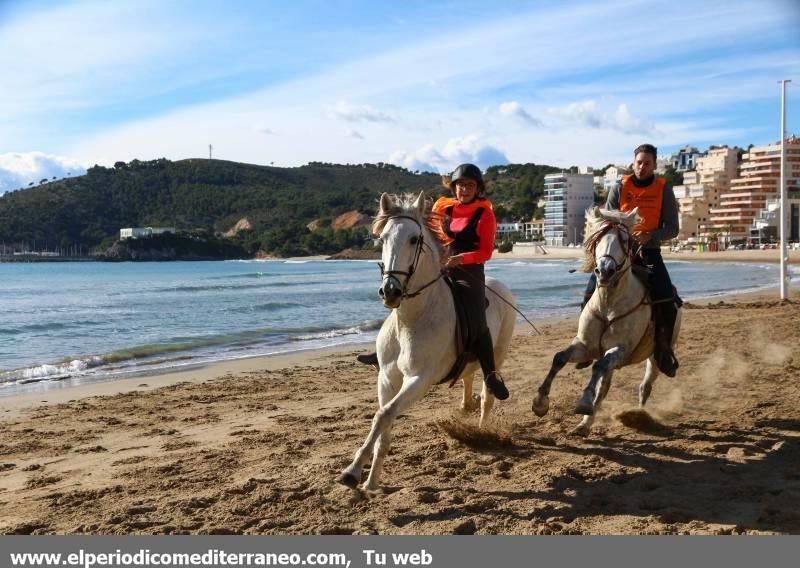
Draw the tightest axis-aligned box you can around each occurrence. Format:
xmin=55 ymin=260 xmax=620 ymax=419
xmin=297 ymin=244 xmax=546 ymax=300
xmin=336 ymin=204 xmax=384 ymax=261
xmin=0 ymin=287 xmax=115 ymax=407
xmin=2 ymin=277 xmax=792 ymax=416
xmin=496 ymin=246 xmax=800 ymax=264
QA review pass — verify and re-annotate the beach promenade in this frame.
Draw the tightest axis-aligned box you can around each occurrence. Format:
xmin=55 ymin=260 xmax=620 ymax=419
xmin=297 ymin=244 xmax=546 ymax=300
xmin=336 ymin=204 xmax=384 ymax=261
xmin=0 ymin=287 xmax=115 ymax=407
xmin=1 ymin=283 xmax=799 ymax=535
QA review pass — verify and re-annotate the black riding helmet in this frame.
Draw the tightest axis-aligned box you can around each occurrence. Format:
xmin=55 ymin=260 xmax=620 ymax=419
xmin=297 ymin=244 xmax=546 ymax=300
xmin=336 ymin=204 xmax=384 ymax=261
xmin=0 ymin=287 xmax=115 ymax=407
xmin=449 ymin=163 xmax=485 ymax=194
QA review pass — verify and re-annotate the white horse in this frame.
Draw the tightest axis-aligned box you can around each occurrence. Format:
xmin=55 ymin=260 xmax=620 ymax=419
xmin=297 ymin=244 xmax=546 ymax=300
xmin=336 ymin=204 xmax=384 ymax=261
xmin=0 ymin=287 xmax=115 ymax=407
xmin=337 ymin=192 xmax=516 ymax=491
xmin=531 ymin=206 xmax=681 ymax=436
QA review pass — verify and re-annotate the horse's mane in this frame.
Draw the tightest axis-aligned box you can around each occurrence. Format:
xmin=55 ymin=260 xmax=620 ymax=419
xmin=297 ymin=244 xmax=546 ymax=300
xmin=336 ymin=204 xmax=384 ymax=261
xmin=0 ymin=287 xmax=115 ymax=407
xmin=371 ymin=193 xmax=447 ymax=258
xmin=580 ymin=206 xmax=640 ymax=273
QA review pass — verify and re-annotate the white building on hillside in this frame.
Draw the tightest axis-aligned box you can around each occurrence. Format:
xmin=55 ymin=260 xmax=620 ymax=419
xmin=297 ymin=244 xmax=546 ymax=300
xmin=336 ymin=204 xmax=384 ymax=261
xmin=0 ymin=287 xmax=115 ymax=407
xmin=543 ymin=173 xmax=594 ymax=246
xmin=119 ymin=227 xmax=176 ymax=240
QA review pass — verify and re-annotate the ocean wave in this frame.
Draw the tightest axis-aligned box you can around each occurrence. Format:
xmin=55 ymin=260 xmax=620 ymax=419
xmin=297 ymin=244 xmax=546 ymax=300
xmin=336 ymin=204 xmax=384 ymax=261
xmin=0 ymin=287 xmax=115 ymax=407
xmin=0 ymin=319 xmax=107 ymax=335
xmin=0 ymin=355 xmax=106 ymax=385
xmin=234 ymin=302 xmax=303 ymax=313
xmin=290 ymin=319 xmax=383 ymax=341
xmin=208 ymin=272 xmax=269 ymax=280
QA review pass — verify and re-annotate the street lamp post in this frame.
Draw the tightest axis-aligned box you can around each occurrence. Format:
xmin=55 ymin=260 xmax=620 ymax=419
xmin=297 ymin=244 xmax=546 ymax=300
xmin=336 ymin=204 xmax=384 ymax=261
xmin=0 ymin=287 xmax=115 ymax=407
xmin=779 ymin=79 xmax=791 ymax=300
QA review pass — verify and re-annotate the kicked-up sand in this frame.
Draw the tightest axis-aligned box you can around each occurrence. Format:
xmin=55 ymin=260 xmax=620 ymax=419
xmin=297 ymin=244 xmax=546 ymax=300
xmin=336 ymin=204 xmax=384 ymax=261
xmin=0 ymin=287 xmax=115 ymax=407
xmin=1 ymin=290 xmax=799 ymax=535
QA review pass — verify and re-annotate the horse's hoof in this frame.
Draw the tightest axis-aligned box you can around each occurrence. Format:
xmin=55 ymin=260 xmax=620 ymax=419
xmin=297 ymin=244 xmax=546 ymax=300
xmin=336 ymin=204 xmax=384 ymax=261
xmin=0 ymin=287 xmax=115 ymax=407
xmin=532 ymin=394 xmax=550 ymax=417
xmin=574 ymin=402 xmax=595 ymax=416
xmin=336 ymin=471 xmax=360 ymax=489
xmin=572 ymin=424 xmax=591 ymax=437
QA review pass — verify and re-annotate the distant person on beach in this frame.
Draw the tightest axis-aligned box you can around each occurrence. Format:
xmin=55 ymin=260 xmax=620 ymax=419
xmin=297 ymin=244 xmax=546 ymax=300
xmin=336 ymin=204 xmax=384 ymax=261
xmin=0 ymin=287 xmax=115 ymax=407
xmin=583 ymin=144 xmax=680 ymax=377
xmin=357 ymin=163 xmax=509 ymax=400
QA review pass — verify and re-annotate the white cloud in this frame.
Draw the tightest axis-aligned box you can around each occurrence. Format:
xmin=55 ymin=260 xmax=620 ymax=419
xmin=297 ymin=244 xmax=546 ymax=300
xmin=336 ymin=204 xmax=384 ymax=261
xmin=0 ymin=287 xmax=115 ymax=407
xmin=18 ymin=0 xmax=793 ymax=171
xmin=614 ymin=104 xmax=656 ymax=135
xmin=332 ymin=101 xmax=395 ymax=123
xmin=499 ymin=101 xmax=543 ymax=127
xmin=388 ymin=135 xmax=509 ymax=174
xmin=0 ymin=152 xmax=87 ymax=194
xmin=346 ymin=129 xmax=365 ymax=140
xmin=547 ymin=100 xmax=656 ymax=135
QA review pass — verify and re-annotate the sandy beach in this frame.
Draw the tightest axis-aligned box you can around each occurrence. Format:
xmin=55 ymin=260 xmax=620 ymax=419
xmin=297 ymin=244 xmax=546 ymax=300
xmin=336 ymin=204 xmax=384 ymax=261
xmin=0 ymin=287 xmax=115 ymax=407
xmin=1 ymin=283 xmax=799 ymax=535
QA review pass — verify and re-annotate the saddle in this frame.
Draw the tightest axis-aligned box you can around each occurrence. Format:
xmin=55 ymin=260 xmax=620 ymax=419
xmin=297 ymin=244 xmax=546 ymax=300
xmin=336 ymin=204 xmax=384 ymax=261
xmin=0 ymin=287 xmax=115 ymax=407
xmin=436 ymin=276 xmax=489 ymax=387
xmin=632 ymin=264 xmax=683 ymax=309
xmin=575 ymin=266 xmax=682 ymax=370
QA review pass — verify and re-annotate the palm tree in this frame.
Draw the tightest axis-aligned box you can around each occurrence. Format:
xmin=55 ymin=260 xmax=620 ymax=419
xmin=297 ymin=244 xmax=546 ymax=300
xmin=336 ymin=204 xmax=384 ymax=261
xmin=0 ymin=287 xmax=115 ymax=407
xmin=721 ymin=224 xmax=734 ymax=249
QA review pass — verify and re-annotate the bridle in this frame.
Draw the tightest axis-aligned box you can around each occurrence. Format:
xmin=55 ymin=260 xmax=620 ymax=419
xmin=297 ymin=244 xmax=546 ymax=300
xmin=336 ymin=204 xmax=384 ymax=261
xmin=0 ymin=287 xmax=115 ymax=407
xmin=585 ymin=221 xmax=637 ymax=288
xmin=378 ymin=215 xmax=444 ymax=300
xmin=584 ymin=220 xmax=649 ymax=350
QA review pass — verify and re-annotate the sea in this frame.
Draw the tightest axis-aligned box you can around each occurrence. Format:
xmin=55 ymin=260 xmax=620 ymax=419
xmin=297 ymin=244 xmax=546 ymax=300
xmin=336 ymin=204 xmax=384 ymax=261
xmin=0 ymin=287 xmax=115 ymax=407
xmin=1 ymin=258 xmax=797 ymax=396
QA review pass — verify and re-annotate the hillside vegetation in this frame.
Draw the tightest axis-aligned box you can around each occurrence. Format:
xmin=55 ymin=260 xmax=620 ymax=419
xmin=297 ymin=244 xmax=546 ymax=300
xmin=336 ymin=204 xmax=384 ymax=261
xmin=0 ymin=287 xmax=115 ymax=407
xmin=0 ymin=158 xmax=565 ymax=257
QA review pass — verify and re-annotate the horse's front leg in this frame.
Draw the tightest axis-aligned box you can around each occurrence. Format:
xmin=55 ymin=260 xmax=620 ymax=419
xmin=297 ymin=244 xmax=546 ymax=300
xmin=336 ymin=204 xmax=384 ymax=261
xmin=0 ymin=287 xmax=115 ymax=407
xmin=575 ymin=367 xmax=614 ymax=436
xmin=533 ymin=341 xmax=589 ymax=417
xmin=338 ymin=370 xmax=398 ymax=489
xmin=575 ymin=346 xmax=625 ymax=417
xmin=338 ymin=374 xmax=430 ymax=491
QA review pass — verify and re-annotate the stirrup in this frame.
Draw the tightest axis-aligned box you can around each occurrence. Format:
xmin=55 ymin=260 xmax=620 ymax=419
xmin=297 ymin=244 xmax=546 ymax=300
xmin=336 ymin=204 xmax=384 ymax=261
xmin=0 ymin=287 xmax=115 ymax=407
xmin=484 ymin=372 xmax=509 ymax=400
xmin=356 ymin=352 xmax=379 ymax=367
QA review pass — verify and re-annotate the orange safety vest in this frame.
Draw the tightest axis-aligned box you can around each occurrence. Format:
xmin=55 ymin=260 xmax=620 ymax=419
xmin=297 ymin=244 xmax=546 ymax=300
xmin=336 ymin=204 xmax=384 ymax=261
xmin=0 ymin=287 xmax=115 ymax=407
xmin=618 ymin=175 xmax=665 ymax=233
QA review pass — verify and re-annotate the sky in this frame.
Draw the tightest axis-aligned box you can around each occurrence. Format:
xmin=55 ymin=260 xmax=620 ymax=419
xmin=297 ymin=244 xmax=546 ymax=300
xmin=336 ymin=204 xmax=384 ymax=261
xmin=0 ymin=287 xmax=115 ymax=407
xmin=1 ymin=0 xmax=799 ymax=193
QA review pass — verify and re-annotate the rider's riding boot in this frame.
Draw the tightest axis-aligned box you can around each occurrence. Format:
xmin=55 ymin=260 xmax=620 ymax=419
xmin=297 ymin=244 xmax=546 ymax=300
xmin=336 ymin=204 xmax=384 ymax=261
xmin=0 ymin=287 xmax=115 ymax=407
xmin=356 ymin=352 xmax=379 ymax=367
xmin=474 ymin=331 xmax=509 ymax=400
xmin=485 ymin=372 xmax=509 ymax=400
xmin=653 ymin=301 xmax=679 ymax=378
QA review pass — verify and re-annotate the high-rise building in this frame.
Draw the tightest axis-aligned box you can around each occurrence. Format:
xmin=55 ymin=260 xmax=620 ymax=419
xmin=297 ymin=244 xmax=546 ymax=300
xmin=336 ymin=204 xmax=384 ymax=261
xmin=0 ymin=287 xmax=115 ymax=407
xmin=543 ymin=173 xmax=594 ymax=246
xmin=700 ymin=138 xmax=800 ymax=244
xmin=675 ymin=147 xmax=738 ymax=241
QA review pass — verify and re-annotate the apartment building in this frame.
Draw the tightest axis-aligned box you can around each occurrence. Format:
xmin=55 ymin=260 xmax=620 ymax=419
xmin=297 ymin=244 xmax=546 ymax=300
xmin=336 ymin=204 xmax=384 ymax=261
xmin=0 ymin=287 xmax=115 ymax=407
xmin=603 ymin=165 xmax=631 ymax=198
xmin=751 ymin=196 xmax=800 ymax=243
xmin=671 ymin=146 xmax=706 ymax=172
xmin=543 ymin=173 xmax=594 ymax=246
xmin=700 ymin=138 xmax=800 ymax=243
xmin=675 ymin=147 xmax=738 ymax=241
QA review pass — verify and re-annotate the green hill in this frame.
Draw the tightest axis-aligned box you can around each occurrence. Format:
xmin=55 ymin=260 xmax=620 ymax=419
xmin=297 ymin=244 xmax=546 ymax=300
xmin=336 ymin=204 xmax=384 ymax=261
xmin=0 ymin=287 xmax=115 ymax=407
xmin=0 ymin=158 xmax=565 ymax=257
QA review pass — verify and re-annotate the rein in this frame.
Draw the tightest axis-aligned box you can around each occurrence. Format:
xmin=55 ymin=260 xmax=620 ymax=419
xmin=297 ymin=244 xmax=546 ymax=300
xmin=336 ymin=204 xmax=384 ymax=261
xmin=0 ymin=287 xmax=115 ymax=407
xmin=377 ymin=213 xmax=541 ymax=334
xmin=589 ymin=290 xmax=649 ymax=350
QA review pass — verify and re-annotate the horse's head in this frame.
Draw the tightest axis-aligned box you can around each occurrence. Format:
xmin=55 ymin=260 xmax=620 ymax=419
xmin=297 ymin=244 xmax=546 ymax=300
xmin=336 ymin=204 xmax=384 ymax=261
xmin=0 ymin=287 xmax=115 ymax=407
xmin=372 ymin=192 xmax=441 ymax=309
xmin=583 ymin=206 xmax=639 ymax=287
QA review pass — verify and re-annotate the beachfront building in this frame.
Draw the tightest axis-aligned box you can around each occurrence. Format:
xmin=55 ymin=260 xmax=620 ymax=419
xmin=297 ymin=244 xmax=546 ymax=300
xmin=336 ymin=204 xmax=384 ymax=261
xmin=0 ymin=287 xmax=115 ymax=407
xmin=700 ymin=137 xmax=800 ymax=245
xmin=119 ymin=227 xmax=176 ymax=240
xmin=497 ymin=222 xmax=525 ymax=240
xmin=497 ymin=218 xmax=545 ymax=241
xmin=656 ymin=155 xmax=672 ymax=174
xmin=675 ymin=146 xmax=738 ymax=242
xmin=671 ymin=146 xmax=706 ymax=172
xmin=603 ymin=165 xmax=631 ymax=198
xmin=543 ymin=173 xmax=594 ymax=246
xmin=526 ymin=218 xmax=545 ymax=240
xmin=750 ymin=197 xmax=800 ymax=243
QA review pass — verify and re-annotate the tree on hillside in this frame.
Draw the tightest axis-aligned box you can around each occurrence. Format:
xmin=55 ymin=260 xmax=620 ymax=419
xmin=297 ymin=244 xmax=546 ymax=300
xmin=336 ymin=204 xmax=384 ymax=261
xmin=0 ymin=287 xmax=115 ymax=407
xmin=662 ymin=166 xmax=683 ymax=186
